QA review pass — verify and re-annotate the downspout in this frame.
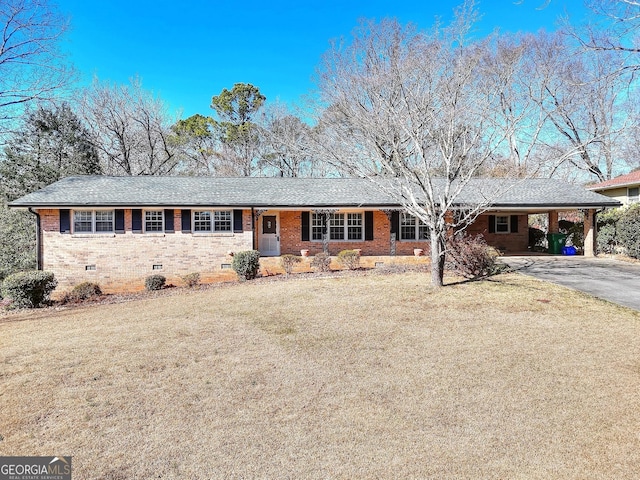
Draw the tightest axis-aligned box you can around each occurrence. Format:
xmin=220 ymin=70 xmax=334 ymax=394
xmin=28 ymin=208 xmax=43 ymax=270
xmin=251 ymin=207 xmax=255 ymax=250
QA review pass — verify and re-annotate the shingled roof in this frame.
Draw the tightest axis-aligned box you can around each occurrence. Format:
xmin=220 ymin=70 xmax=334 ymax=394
xmin=9 ymin=175 xmax=620 ymax=209
xmin=587 ymin=170 xmax=640 ymax=191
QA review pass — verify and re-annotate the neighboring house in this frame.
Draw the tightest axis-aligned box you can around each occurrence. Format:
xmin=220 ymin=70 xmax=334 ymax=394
xmin=9 ymin=176 xmax=619 ymax=291
xmin=587 ymin=170 xmax=640 ymax=206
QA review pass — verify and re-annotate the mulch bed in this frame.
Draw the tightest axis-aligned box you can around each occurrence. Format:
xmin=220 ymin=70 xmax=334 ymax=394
xmin=0 ymin=264 xmax=431 ymax=319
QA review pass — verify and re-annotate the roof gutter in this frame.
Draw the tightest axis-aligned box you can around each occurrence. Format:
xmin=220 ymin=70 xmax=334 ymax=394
xmin=27 ymin=208 xmax=42 ymax=271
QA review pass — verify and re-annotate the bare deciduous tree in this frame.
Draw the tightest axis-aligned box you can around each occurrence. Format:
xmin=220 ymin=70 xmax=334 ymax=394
xmin=0 ymin=0 xmax=74 ymax=135
xmin=258 ymin=104 xmax=315 ymax=177
xmin=79 ymin=77 xmax=178 ymax=176
xmin=313 ymin=4 xmax=532 ymax=287
xmin=523 ymin=31 xmax=634 ymax=181
xmin=578 ymin=0 xmax=640 ymax=58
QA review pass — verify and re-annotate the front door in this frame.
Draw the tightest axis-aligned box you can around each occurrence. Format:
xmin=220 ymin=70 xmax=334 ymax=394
xmin=259 ymin=213 xmax=280 ymax=256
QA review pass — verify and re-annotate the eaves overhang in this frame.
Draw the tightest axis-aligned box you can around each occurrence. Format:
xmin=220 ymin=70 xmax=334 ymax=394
xmin=587 ymin=181 xmax=640 ymax=191
xmin=11 ymin=201 xmax=622 ymax=210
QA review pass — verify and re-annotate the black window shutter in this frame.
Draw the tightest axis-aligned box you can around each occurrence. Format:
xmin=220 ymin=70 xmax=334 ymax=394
xmin=488 ymin=215 xmax=496 ymax=234
xmin=301 ymin=212 xmax=310 ymax=241
xmin=164 ymin=209 xmax=174 ymax=232
xmin=115 ymin=209 xmax=125 ymax=233
xmin=233 ymin=210 xmax=243 ymax=232
xmin=365 ymin=211 xmax=374 ymax=241
xmin=132 ymin=209 xmax=142 ymax=232
xmin=181 ymin=209 xmax=191 ymax=232
xmin=59 ymin=209 xmax=70 ymax=233
xmin=391 ymin=211 xmax=400 ymax=240
xmin=510 ymin=215 xmax=519 ymax=233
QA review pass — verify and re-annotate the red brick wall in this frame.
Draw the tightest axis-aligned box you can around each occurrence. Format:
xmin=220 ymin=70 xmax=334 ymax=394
xmin=466 ymin=214 xmax=528 ymax=253
xmin=38 ymin=208 xmax=253 ymax=292
xmin=279 ymin=210 xmax=430 ymax=256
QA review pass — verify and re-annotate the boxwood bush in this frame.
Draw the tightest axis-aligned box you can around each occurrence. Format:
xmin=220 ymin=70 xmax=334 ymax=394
xmin=62 ymin=282 xmax=102 ymax=303
xmin=232 ymin=250 xmax=261 ymax=281
xmin=145 ymin=274 xmax=166 ymax=291
xmin=1 ymin=271 xmax=58 ymax=308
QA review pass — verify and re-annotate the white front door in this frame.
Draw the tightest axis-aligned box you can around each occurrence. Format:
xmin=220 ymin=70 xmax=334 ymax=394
xmin=259 ymin=213 xmax=280 ymax=256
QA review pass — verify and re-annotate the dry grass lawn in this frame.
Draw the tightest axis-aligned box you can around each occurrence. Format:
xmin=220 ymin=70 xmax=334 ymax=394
xmin=1 ymin=271 xmax=640 ymax=479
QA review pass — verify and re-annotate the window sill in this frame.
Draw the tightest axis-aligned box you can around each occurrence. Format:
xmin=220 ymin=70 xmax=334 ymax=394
xmin=192 ymin=232 xmax=234 ymax=237
xmin=310 ymin=239 xmax=365 ymax=242
xmin=71 ymin=233 xmax=116 ymax=238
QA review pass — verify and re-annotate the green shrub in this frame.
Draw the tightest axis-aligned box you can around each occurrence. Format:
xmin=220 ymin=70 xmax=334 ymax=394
xmin=597 ymin=224 xmax=617 ymax=254
xmin=336 ymin=249 xmax=360 ymax=270
xmin=280 ymin=254 xmax=301 ymax=275
xmin=0 ymin=207 xmax=37 ymax=283
xmin=598 ymin=207 xmax=624 ymax=226
xmin=597 ymin=207 xmax=623 ymax=254
xmin=1 ymin=270 xmax=58 ymax=308
xmin=618 ymin=204 xmax=640 ymax=259
xmin=232 ymin=250 xmax=261 ymax=281
xmin=62 ymin=282 xmax=102 ymax=303
xmin=311 ymin=252 xmax=332 ymax=272
xmin=145 ymin=274 xmax=166 ymax=291
xmin=180 ymin=272 xmax=200 ymax=287
xmin=446 ymin=233 xmax=500 ymax=278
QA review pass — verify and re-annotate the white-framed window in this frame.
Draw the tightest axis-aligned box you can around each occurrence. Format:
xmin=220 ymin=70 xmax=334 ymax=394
xmin=329 ymin=213 xmax=345 ymax=240
xmin=193 ymin=210 xmax=232 ymax=233
xmin=213 ymin=210 xmax=232 ymax=232
xmin=312 ymin=212 xmax=364 ymax=241
xmin=145 ymin=210 xmax=164 ymax=232
xmin=495 ymin=215 xmax=510 ymax=234
xmin=347 ymin=213 xmax=363 ymax=240
xmin=628 ymin=187 xmax=639 ymax=203
xmin=311 ymin=213 xmax=325 ymax=240
xmin=400 ymin=213 xmax=429 ymax=241
xmin=193 ymin=211 xmax=211 ymax=231
xmin=73 ymin=210 xmax=114 ymax=233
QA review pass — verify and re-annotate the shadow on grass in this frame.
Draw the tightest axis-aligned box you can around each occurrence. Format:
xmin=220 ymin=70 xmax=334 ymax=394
xmin=444 ymin=264 xmax=515 ymax=287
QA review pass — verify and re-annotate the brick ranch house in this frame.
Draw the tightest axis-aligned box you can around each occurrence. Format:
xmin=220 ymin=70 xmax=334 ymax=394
xmin=9 ymin=176 xmax=620 ymax=292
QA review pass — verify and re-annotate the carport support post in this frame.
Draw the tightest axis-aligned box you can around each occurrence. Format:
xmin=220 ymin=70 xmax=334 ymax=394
xmin=548 ymin=210 xmax=559 ymax=233
xmin=583 ymin=209 xmax=596 ymax=257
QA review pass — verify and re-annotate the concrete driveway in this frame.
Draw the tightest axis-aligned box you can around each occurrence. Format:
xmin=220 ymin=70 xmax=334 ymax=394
xmin=501 ymin=256 xmax=640 ymax=312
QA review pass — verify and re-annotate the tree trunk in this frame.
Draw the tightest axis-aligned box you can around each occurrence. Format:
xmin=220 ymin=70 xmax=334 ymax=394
xmin=430 ymin=228 xmax=446 ymax=287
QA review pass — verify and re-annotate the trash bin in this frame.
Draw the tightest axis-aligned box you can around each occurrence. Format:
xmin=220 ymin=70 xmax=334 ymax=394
xmin=547 ymin=232 xmax=568 ymax=254
xmin=562 ymin=245 xmax=577 ymax=255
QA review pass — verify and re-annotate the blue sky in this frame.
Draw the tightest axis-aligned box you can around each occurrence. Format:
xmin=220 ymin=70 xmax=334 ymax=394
xmin=57 ymin=0 xmax=589 ymax=119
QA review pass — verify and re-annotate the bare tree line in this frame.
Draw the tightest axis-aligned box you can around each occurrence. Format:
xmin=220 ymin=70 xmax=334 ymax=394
xmin=2 ymin=0 xmax=640 ymax=182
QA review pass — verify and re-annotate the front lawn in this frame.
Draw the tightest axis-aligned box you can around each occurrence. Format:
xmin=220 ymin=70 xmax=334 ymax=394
xmin=1 ymin=272 xmax=639 ymax=479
